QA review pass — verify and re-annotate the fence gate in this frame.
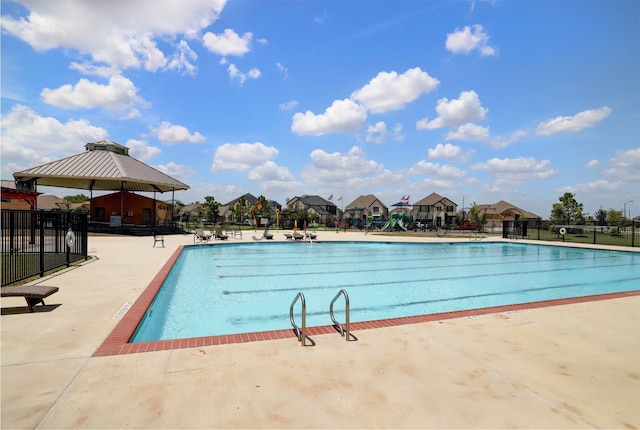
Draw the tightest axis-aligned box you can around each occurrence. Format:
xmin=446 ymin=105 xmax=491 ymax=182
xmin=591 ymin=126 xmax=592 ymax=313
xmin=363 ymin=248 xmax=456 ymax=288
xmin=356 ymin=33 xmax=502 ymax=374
xmin=1 ymin=210 xmax=88 ymax=286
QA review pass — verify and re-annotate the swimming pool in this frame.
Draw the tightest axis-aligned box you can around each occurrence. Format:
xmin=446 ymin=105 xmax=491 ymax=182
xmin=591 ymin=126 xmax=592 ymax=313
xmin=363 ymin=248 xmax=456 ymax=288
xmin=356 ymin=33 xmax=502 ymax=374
xmin=131 ymin=242 xmax=640 ymax=343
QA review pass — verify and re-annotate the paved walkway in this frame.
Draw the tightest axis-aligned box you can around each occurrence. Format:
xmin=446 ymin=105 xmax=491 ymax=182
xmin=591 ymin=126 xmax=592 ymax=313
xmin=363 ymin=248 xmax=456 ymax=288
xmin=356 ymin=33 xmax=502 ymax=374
xmin=2 ymin=231 xmax=639 ymax=429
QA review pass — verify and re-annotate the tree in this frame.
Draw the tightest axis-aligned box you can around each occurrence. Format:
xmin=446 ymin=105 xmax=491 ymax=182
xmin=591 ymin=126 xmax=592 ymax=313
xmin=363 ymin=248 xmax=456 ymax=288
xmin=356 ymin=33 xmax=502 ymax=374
xmin=234 ymin=197 xmax=248 ymax=224
xmin=606 ymin=209 xmax=624 ymax=226
xmin=64 ymin=193 xmax=89 ymax=203
xmin=202 ymin=196 xmax=220 ymax=223
xmin=468 ymin=203 xmax=487 ymax=230
xmin=594 ymin=208 xmax=608 ymax=226
xmin=550 ymin=193 xmax=585 ymax=225
xmin=251 ymin=195 xmax=272 ymax=227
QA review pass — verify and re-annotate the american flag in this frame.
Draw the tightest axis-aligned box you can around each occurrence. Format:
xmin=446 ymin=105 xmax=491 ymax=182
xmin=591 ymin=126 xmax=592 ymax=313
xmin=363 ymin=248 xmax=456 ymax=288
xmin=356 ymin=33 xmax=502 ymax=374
xmin=401 ymin=195 xmax=410 ymax=204
xmin=327 ymin=194 xmax=333 ymax=201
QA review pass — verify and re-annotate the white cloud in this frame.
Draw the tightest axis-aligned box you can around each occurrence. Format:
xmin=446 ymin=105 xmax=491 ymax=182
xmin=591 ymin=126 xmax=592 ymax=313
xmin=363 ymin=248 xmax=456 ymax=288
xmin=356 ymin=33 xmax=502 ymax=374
xmin=489 ymin=130 xmax=527 ymax=149
xmin=445 ymin=24 xmax=496 ymax=56
xmin=69 ymin=62 xmax=119 ymax=78
xmin=392 ymin=123 xmax=405 ymax=142
xmin=427 ymin=143 xmax=475 ymax=162
xmin=276 ymin=62 xmax=288 ymax=79
xmin=40 ymin=75 xmax=145 ymax=117
xmin=301 ymin=146 xmax=404 ymax=189
xmin=279 ymin=100 xmax=299 ymax=110
xmin=586 ymin=159 xmax=600 ymax=169
xmin=291 ymin=99 xmax=367 ymax=136
xmin=0 ymin=104 xmax=107 ymax=166
xmin=166 ymin=40 xmax=198 ymax=76
xmin=247 ymin=161 xmax=294 ymax=182
xmin=408 ymin=161 xmax=469 ymax=180
xmin=155 ymin=121 xmax=205 ymax=145
xmin=445 ymin=123 xmax=526 ymax=148
xmin=1 ymin=0 xmax=225 ymax=71
xmin=227 ymin=64 xmax=261 ymax=83
xmin=558 ymin=180 xmax=623 ymax=195
xmin=366 ymin=121 xmax=388 ymax=144
xmin=535 ymin=106 xmax=612 ymax=136
xmin=471 ymin=156 xmax=557 ymax=184
xmin=203 ymin=29 xmax=253 ymax=57
xmin=417 ymin=90 xmax=488 ymax=130
xmin=211 ymin=142 xmax=279 ymax=172
xmin=446 ymin=123 xmax=489 ymax=141
xmin=604 ymin=146 xmax=640 ymax=181
xmin=155 ymin=161 xmax=195 ymax=184
xmin=125 ymin=139 xmax=161 ymax=161
xmin=351 ymin=67 xmax=440 ymax=114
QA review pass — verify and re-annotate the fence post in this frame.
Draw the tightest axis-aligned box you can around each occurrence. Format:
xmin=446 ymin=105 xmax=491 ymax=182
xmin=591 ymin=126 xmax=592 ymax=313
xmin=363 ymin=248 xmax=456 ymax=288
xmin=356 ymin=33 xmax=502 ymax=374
xmin=39 ymin=211 xmax=45 ymax=277
xmin=593 ymin=227 xmax=596 ymax=245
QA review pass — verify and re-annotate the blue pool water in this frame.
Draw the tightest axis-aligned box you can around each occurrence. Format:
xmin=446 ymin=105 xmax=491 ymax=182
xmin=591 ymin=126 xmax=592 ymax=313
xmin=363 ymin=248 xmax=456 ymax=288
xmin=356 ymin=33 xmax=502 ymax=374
xmin=131 ymin=242 xmax=639 ymax=342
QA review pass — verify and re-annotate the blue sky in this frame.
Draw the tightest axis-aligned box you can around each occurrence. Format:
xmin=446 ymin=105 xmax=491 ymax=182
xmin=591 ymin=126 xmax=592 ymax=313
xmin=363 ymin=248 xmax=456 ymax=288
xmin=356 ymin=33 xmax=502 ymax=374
xmin=1 ymin=0 xmax=638 ymax=218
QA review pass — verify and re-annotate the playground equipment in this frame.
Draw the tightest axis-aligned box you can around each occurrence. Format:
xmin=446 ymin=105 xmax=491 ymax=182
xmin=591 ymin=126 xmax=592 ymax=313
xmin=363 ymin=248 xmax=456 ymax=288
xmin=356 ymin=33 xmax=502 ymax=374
xmin=381 ymin=213 xmax=408 ymax=231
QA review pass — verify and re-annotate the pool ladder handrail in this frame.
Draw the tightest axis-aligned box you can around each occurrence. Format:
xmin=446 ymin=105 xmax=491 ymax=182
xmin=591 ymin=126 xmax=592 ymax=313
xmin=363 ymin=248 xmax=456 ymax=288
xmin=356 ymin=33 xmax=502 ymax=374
xmin=290 ymin=292 xmax=315 ymax=346
xmin=330 ymin=289 xmax=357 ymax=341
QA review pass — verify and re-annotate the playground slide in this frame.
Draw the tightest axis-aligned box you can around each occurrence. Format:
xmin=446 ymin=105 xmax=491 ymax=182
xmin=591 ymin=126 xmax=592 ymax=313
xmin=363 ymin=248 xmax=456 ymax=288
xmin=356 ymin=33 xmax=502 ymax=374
xmin=381 ymin=220 xmax=392 ymax=231
xmin=396 ymin=219 xmax=407 ymax=231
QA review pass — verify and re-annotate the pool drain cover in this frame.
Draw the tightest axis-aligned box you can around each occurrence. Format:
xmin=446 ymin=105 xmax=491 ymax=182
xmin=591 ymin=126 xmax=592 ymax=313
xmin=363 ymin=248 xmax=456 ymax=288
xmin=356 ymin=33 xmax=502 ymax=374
xmin=191 ymin=348 xmax=213 ymax=356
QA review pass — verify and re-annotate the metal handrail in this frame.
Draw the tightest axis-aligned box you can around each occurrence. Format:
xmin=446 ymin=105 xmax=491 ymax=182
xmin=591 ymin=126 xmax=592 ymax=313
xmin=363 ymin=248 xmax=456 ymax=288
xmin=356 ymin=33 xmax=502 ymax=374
xmin=290 ymin=292 xmax=308 ymax=346
xmin=330 ymin=289 xmax=355 ymax=341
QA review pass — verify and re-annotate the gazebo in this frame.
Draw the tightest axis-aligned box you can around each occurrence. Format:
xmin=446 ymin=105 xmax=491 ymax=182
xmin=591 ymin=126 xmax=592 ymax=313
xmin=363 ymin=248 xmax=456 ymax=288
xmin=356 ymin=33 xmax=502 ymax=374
xmin=12 ymin=140 xmax=190 ymax=230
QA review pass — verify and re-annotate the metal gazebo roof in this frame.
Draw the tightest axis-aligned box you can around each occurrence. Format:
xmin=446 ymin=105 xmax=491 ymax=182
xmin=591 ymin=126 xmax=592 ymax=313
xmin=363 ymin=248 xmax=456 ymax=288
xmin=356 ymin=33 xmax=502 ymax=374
xmin=12 ymin=140 xmax=189 ymax=193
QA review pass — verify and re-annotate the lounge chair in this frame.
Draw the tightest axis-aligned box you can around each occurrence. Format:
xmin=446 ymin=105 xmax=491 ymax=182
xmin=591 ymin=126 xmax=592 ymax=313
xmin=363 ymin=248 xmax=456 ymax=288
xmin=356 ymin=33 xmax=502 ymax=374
xmin=152 ymin=233 xmax=165 ymax=248
xmin=293 ymin=232 xmax=304 ymax=241
xmin=264 ymin=232 xmax=274 ymax=240
xmin=305 ymin=232 xmax=317 ymax=240
xmin=194 ymin=228 xmax=211 ymax=243
xmin=283 ymin=233 xmax=293 ymax=240
xmin=1 ymin=285 xmax=59 ymax=312
xmin=214 ymin=227 xmax=229 ymax=240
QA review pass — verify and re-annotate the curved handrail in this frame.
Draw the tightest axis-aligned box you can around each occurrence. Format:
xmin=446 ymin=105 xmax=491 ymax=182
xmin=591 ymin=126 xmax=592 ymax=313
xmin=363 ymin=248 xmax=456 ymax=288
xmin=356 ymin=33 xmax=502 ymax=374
xmin=330 ymin=289 xmax=356 ymax=341
xmin=289 ymin=292 xmax=308 ymax=346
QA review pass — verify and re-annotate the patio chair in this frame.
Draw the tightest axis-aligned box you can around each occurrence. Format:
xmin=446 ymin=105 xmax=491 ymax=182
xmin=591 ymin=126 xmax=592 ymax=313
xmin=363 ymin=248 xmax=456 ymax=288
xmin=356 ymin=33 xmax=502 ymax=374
xmin=214 ymin=227 xmax=229 ymax=240
xmin=293 ymin=232 xmax=304 ymax=241
xmin=152 ymin=233 xmax=165 ymax=248
xmin=1 ymin=285 xmax=59 ymax=312
xmin=194 ymin=228 xmax=211 ymax=244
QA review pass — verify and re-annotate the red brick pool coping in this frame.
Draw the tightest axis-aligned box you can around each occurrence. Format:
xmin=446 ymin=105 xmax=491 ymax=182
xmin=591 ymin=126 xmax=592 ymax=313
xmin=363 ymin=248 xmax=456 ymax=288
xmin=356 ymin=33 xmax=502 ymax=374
xmin=93 ymin=245 xmax=640 ymax=357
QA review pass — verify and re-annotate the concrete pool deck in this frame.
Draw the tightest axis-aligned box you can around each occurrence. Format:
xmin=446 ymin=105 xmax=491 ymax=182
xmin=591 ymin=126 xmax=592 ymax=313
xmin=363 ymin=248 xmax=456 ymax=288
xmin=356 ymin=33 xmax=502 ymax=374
xmin=1 ymin=231 xmax=639 ymax=429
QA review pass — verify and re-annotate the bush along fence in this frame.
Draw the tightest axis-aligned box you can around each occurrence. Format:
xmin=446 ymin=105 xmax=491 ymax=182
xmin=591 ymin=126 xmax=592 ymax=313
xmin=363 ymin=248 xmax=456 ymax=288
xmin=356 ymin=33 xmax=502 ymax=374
xmin=503 ymin=220 xmax=639 ymax=247
xmin=1 ymin=210 xmax=88 ymax=286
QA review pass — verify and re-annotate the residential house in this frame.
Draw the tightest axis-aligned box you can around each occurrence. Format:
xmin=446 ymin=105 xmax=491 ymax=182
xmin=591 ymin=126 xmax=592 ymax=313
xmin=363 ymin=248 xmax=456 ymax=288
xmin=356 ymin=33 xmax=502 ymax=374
xmin=284 ymin=195 xmax=337 ymax=227
xmin=412 ymin=192 xmax=458 ymax=227
xmin=178 ymin=203 xmax=203 ymax=222
xmin=476 ymin=200 xmax=540 ymax=232
xmin=220 ymin=193 xmax=282 ymax=225
xmin=37 ymin=195 xmax=72 ymax=211
xmin=343 ymin=194 xmax=388 ymax=227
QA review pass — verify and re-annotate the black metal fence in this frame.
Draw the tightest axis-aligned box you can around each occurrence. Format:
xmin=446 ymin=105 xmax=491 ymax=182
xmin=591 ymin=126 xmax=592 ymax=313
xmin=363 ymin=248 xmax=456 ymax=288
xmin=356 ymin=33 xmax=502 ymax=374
xmin=1 ymin=210 xmax=88 ymax=286
xmin=503 ymin=220 xmax=639 ymax=247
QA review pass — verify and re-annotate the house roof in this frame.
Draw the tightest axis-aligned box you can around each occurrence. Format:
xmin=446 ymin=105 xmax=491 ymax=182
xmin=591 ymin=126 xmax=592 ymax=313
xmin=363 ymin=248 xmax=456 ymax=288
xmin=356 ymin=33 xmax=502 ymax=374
xmin=297 ymin=194 xmax=336 ymax=207
xmin=178 ymin=203 xmax=202 ymax=216
xmin=477 ymin=200 xmax=540 ymax=219
xmin=37 ymin=195 xmax=71 ymax=210
xmin=224 ymin=193 xmax=258 ymax=206
xmin=13 ymin=140 xmax=189 ymax=193
xmin=414 ymin=192 xmax=450 ymax=206
xmin=345 ymin=194 xmax=387 ymax=210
